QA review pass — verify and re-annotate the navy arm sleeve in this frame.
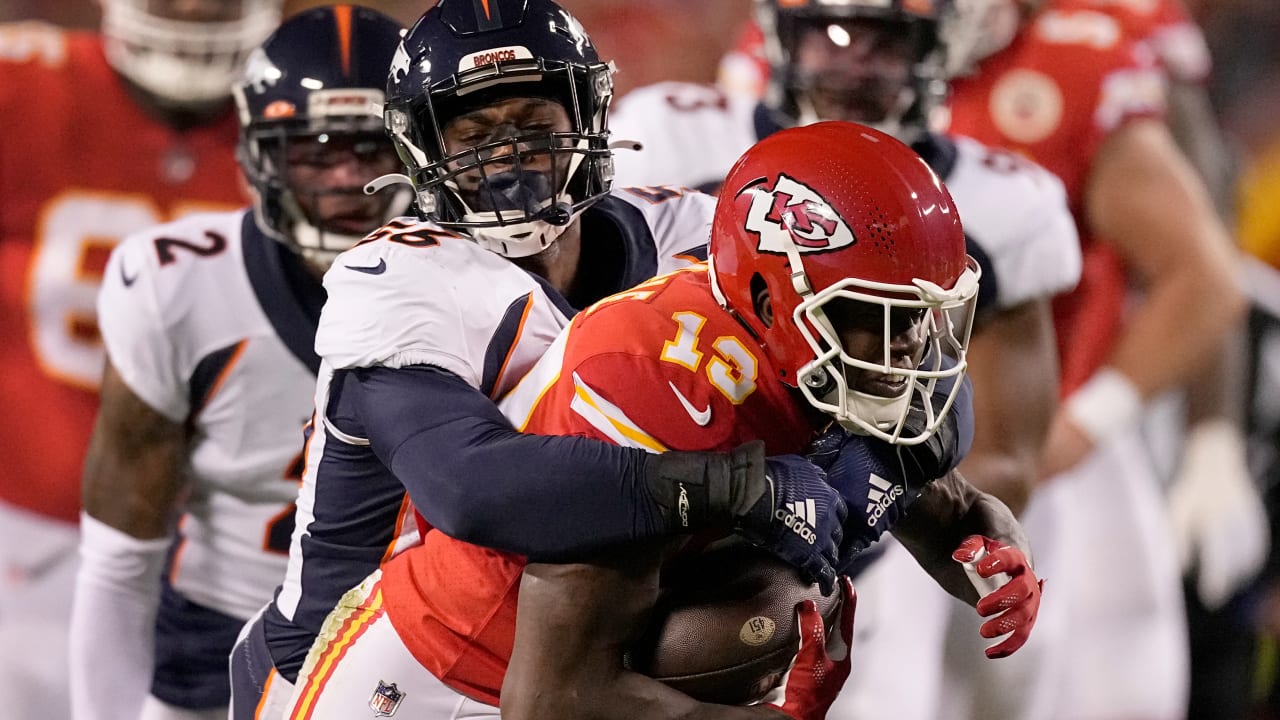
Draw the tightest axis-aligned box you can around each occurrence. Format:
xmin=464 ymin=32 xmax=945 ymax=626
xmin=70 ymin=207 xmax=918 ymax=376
xmin=342 ymin=364 xmax=665 ymax=560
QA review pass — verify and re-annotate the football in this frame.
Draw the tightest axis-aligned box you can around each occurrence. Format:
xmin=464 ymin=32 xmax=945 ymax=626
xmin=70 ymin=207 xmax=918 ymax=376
xmin=628 ymin=537 xmax=844 ymax=705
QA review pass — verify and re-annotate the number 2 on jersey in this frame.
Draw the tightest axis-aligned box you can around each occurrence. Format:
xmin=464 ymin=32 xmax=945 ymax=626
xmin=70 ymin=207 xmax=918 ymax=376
xmin=660 ymin=311 xmax=758 ymax=404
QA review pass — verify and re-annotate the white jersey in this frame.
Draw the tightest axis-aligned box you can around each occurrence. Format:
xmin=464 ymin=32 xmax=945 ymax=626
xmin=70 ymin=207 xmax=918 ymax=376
xmin=98 ymin=209 xmax=321 ymax=622
xmin=266 ymin=188 xmax=714 ymax=680
xmin=314 ymin=188 xmax=714 ymax=387
xmin=610 ymin=81 xmax=1082 ymax=310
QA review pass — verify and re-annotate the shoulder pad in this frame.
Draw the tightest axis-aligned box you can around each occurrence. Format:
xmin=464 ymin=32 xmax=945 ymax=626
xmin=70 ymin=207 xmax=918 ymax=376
xmin=948 ymin=137 xmax=1082 ymax=308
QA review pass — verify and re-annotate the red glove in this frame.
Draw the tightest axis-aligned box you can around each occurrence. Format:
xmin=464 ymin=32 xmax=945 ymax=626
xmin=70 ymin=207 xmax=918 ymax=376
xmin=952 ymin=535 xmax=1044 ymax=659
xmin=765 ymin=577 xmax=856 ymax=720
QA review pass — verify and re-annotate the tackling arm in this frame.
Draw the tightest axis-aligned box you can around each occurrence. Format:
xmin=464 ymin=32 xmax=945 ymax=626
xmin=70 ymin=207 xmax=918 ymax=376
xmin=70 ymin=360 xmax=188 ymax=720
xmin=348 ymin=365 xmax=843 ymax=589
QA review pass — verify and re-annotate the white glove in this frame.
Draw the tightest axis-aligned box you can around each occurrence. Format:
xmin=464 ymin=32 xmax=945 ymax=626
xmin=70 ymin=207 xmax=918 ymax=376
xmin=1167 ymin=420 xmax=1270 ymax=609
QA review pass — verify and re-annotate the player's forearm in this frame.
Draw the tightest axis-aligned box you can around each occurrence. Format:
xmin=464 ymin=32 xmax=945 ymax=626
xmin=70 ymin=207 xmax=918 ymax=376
xmin=1105 ymin=257 xmax=1245 ymax=400
xmin=361 ymin=366 xmax=770 ymax=560
xmin=1086 ymin=119 xmax=1247 ymax=400
xmin=891 ymin=472 xmax=1028 ymax=606
xmin=69 ymin=514 xmax=171 ymax=720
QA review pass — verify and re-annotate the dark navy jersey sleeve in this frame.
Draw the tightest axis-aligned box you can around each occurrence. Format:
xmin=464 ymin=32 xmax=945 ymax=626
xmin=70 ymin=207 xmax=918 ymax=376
xmin=332 ymin=364 xmax=665 ymax=560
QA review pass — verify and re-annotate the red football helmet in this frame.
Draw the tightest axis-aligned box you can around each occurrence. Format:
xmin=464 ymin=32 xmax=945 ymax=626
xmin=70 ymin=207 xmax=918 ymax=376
xmin=709 ymin=122 xmax=979 ymax=444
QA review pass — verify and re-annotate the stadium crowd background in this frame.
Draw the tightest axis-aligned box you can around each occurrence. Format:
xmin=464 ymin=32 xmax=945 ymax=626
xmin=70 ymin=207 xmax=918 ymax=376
xmin=4 ymin=0 xmax=1280 ymax=717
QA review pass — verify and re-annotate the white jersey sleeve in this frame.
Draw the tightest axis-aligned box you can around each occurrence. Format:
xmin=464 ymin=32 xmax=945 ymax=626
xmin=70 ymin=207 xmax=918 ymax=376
xmin=609 ymin=186 xmax=716 ymax=272
xmin=610 ymin=81 xmax=759 ymax=190
xmin=946 ymin=136 xmax=1082 ymax=309
xmin=97 ymin=210 xmax=250 ymax=422
xmin=316 ymin=221 xmax=570 ymax=391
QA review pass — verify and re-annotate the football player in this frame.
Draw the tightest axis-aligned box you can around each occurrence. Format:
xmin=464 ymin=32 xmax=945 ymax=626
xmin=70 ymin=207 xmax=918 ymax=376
xmin=0 ymin=1 xmax=279 ymax=717
xmin=606 ymin=1 xmax=1081 ymax=717
xmin=69 ymin=7 xmax=407 ymax=720
xmin=278 ymin=123 xmax=1041 ymax=720
xmin=229 ymin=2 xmax=946 ymax=717
xmin=945 ymin=0 xmax=1246 ymax=718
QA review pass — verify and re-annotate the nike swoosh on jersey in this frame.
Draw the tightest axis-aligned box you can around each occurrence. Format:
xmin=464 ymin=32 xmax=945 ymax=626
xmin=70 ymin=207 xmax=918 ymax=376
xmin=344 ymin=258 xmax=387 ymax=275
xmin=120 ymin=260 xmax=139 ymax=288
xmin=669 ymin=381 xmax=711 ymax=426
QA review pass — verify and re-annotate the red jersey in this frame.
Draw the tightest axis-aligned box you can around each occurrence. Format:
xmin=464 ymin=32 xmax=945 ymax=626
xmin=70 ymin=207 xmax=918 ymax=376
xmin=378 ymin=265 xmax=816 ymax=705
xmin=0 ymin=23 xmax=245 ymax=523
xmin=946 ymin=5 xmax=1166 ymax=394
xmin=1063 ymin=0 xmax=1211 ymax=83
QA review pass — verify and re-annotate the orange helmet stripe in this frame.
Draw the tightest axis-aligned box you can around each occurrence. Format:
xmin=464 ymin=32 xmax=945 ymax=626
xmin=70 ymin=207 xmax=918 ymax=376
xmin=335 ymin=4 xmax=353 ymax=76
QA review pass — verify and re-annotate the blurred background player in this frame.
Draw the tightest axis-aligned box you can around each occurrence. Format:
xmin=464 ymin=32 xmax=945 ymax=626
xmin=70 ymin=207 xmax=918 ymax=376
xmin=281 ymin=122 xmax=1038 ymax=720
xmin=67 ymin=7 xmax=407 ymax=720
xmin=943 ymin=0 xmax=1247 ymax=718
xmin=0 ymin=0 xmax=280 ymax=717
xmin=1074 ymin=3 xmax=1269 ymax=719
xmin=606 ymin=1 xmax=1081 ymax=716
xmin=230 ymin=2 xmax=852 ymax=716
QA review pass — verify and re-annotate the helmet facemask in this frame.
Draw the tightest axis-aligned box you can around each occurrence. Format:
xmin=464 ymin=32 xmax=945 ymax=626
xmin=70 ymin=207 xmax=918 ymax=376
xmin=239 ymin=98 xmax=410 ymax=269
xmin=759 ymin=2 xmax=949 ymax=144
xmin=385 ymin=54 xmax=615 ymax=258
xmin=792 ymin=267 xmax=979 ymax=444
xmin=101 ymin=0 xmax=281 ymax=109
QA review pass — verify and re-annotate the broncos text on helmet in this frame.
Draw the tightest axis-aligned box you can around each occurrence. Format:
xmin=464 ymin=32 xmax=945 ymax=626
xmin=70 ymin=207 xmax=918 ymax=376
xmin=383 ymin=0 xmax=616 ymax=258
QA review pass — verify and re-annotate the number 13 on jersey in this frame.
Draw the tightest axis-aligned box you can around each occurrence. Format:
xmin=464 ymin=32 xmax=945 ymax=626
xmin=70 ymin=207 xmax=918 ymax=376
xmin=661 ymin=311 xmax=758 ymax=404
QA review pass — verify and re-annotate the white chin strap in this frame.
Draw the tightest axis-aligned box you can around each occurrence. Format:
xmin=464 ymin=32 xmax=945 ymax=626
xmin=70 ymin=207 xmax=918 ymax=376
xmin=101 ymin=0 xmax=280 ymax=107
xmin=470 ymin=215 xmax=577 ymax=259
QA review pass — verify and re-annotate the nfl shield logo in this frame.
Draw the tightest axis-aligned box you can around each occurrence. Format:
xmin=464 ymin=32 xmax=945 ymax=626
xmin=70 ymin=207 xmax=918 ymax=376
xmin=368 ymin=680 xmax=405 ymax=717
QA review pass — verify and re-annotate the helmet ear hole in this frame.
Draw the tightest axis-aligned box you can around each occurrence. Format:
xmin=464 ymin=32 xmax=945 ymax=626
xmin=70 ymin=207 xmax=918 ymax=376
xmin=750 ymin=274 xmax=773 ymax=329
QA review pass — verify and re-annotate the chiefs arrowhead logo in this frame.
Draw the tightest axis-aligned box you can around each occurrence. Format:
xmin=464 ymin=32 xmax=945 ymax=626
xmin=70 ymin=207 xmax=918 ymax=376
xmin=740 ymin=174 xmax=856 ymax=254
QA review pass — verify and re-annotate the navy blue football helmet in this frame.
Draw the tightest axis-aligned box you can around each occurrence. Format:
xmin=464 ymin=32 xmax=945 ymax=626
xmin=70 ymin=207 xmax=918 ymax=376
xmin=757 ymin=0 xmax=951 ymax=142
xmin=383 ymin=0 xmax=615 ymax=258
xmin=234 ymin=5 xmax=409 ymax=268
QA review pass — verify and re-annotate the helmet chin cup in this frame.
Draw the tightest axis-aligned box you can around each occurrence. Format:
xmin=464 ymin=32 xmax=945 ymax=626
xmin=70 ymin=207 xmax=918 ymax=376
xmin=469 ymin=210 xmax=577 ymax=258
